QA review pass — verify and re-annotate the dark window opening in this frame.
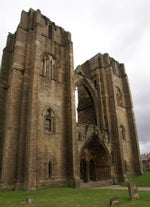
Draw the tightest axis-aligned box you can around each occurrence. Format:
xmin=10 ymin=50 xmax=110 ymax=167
xmin=48 ymin=25 xmax=53 ymax=39
xmin=94 ymin=79 xmax=97 ymax=88
xmin=48 ymin=162 xmax=52 ymax=178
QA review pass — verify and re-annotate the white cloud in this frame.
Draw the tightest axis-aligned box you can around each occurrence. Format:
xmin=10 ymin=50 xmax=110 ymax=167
xmin=140 ymin=140 xmax=150 ymax=154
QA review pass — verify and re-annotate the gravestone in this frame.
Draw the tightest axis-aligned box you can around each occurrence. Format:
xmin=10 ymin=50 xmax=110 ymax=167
xmin=109 ymin=196 xmax=119 ymax=206
xmin=128 ymin=181 xmax=139 ymax=200
xmin=26 ymin=196 xmax=33 ymax=204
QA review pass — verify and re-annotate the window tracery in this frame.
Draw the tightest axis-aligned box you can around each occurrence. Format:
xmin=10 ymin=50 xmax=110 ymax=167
xmin=41 ymin=54 xmax=57 ymax=80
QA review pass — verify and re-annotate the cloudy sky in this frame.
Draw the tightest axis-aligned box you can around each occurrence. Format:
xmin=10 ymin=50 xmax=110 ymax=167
xmin=0 ymin=0 xmax=150 ymax=154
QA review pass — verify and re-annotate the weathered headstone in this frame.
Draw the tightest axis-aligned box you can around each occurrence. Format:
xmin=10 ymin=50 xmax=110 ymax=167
xmin=128 ymin=181 xmax=139 ymax=201
xmin=26 ymin=196 xmax=33 ymax=204
xmin=109 ymin=196 xmax=119 ymax=206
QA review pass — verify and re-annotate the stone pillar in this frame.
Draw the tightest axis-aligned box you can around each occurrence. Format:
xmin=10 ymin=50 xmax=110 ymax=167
xmin=64 ymin=38 xmax=80 ymax=187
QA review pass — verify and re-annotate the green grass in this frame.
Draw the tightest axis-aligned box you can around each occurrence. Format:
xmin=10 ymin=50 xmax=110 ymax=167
xmin=121 ymin=172 xmax=150 ymax=187
xmin=0 ymin=188 xmax=150 ymax=207
xmin=0 ymin=173 xmax=150 ymax=207
xmin=132 ymin=172 xmax=150 ymax=187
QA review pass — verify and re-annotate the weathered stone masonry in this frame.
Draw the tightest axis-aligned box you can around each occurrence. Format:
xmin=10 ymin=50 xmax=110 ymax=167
xmin=0 ymin=9 xmax=142 ymax=190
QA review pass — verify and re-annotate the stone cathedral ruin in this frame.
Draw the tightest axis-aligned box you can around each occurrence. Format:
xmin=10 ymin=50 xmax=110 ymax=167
xmin=0 ymin=9 xmax=142 ymax=190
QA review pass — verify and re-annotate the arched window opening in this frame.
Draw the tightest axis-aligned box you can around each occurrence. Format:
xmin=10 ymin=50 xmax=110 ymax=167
xmin=44 ymin=109 xmax=55 ymax=133
xmin=41 ymin=55 xmax=56 ymax=80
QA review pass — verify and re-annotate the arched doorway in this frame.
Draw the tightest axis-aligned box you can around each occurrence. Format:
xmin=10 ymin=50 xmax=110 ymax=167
xmin=80 ymin=135 xmax=111 ymax=182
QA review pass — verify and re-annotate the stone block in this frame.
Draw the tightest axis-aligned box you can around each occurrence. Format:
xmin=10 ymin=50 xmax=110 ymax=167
xmin=128 ymin=181 xmax=139 ymax=201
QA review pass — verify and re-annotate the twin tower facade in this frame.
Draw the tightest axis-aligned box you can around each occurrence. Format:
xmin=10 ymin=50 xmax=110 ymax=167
xmin=0 ymin=9 xmax=142 ymax=190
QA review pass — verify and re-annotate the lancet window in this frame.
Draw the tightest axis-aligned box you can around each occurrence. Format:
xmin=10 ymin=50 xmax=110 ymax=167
xmin=41 ymin=54 xmax=57 ymax=80
xmin=44 ymin=108 xmax=55 ymax=133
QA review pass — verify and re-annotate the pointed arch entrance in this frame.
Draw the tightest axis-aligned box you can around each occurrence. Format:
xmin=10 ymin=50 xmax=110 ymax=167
xmin=80 ymin=135 xmax=111 ymax=182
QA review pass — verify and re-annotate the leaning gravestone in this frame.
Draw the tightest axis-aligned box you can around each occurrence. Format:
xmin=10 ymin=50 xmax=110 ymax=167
xmin=128 ymin=181 xmax=139 ymax=201
xmin=26 ymin=196 xmax=33 ymax=204
xmin=109 ymin=196 xmax=119 ymax=206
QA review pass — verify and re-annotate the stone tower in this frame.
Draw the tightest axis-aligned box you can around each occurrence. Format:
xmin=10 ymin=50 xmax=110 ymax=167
xmin=75 ymin=54 xmax=142 ymax=185
xmin=0 ymin=9 xmax=79 ymax=190
xmin=0 ymin=9 xmax=142 ymax=190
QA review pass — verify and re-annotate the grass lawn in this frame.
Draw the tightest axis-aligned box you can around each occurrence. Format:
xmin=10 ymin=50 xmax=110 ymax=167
xmin=0 ymin=188 xmax=150 ymax=207
xmin=121 ymin=172 xmax=150 ymax=187
xmin=131 ymin=172 xmax=150 ymax=187
xmin=0 ymin=173 xmax=150 ymax=207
